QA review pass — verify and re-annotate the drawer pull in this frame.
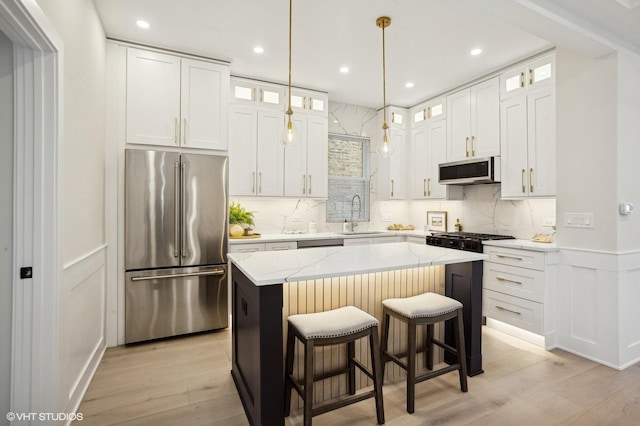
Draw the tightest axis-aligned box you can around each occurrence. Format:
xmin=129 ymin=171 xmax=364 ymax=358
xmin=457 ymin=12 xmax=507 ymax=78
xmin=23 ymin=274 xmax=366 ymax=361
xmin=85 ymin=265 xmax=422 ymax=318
xmin=496 ymin=254 xmax=523 ymax=261
xmin=496 ymin=305 xmax=522 ymax=315
xmin=496 ymin=276 xmax=522 ymax=285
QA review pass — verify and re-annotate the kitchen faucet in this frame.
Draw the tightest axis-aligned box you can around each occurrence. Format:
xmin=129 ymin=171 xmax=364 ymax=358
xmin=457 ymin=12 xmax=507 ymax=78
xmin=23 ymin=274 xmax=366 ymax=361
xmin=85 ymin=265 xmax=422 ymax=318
xmin=350 ymin=194 xmax=361 ymax=232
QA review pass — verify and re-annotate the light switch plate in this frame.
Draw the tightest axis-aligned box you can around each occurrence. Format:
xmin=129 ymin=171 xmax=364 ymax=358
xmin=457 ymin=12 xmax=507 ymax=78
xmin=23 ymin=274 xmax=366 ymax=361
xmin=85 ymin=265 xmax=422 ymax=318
xmin=380 ymin=212 xmax=392 ymax=222
xmin=565 ymin=212 xmax=594 ymax=228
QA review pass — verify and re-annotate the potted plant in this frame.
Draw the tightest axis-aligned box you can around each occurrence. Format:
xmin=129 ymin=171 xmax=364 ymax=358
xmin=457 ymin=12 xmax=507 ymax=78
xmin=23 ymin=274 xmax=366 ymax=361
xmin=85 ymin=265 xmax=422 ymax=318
xmin=229 ymin=202 xmax=255 ymax=237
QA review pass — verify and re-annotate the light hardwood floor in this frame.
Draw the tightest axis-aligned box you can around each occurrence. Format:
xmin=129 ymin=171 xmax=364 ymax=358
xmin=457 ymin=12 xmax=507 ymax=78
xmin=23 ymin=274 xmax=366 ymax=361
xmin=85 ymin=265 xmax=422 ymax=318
xmin=76 ymin=327 xmax=640 ymax=425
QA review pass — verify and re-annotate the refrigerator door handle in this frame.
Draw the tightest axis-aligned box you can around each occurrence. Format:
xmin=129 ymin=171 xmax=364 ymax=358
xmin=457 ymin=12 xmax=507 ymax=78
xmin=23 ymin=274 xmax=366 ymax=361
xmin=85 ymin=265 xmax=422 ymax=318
xmin=181 ymin=162 xmax=188 ymax=258
xmin=174 ymin=161 xmax=180 ymax=257
xmin=130 ymin=269 xmax=226 ymax=281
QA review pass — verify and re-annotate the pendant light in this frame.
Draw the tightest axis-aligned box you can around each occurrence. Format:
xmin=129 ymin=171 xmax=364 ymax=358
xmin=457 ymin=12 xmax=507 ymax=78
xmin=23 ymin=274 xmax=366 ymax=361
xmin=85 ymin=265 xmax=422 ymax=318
xmin=376 ymin=16 xmax=393 ymax=158
xmin=282 ymin=0 xmax=299 ymax=146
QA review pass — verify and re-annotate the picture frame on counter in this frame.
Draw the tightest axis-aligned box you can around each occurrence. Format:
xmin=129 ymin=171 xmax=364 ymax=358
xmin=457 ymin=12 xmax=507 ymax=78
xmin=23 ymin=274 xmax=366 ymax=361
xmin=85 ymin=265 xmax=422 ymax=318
xmin=427 ymin=211 xmax=447 ymax=232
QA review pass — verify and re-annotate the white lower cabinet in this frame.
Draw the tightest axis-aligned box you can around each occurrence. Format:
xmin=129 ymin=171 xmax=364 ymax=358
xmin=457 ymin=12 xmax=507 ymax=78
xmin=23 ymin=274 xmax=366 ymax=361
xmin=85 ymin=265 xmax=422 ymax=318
xmin=483 ymin=245 xmax=555 ymax=337
xmin=405 ymin=236 xmax=426 ymax=245
xmin=343 ymin=236 xmax=401 ymax=246
xmin=229 ymin=241 xmax=297 ymax=253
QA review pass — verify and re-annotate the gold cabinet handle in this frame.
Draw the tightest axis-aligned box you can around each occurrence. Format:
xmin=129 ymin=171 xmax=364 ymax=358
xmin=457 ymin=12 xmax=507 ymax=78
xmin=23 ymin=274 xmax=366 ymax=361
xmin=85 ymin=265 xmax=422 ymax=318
xmin=529 ymin=69 xmax=533 ymax=85
xmin=496 ymin=306 xmax=522 ymax=315
xmin=471 ymin=135 xmax=475 ymax=156
xmin=252 ymin=87 xmax=256 ymax=102
xmin=521 ymin=169 xmax=526 ymax=193
xmin=308 ymin=175 xmax=312 ymax=194
xmin=496 ymin=276 xmax=522 ymax=285
xmin=423 ymin=178 xmax=427 ymax=197
xmin=174 ymin=118 xmax=178 ymax=145
xmin=303 ymin=96 xmax=307 ymax=109
xmin=183 ymin=118 xmax=187 ymax=144
xmin=520 ymin=72 xmax=525 ymax=88
xmin=259 ymin=88 xmax=263 ymax=103
xmin=530 ymin=168 xmax=534 ymax=193
xmin=391 ymin=179 xmax=394 ymax=197
xmin=302 ymin=175 xmax=306 ymax=194
xmin=259 ymin=172 xmax=262 ymax=194
xmin=496 ymin=254 xmax=524 ymax=261
xmin=252 ymin=172 xmax=255 ymax=194
xmin=426 ymin=107 xmax=431 ymax=119
xmin=309 ymin=97 xmax=314 ymax=110
xmin=465 ymin=137 xmax=469 ymax=157
xmin=427 ymin=178 xmax=431 ymax=196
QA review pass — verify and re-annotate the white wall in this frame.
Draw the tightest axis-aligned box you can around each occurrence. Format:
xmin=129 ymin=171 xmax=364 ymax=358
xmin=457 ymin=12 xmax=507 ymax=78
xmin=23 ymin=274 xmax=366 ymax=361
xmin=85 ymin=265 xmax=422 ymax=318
xmin=0 ymin=29 xmax=13 ymax=426
xmin=556 ymin=49 xmax=618 ymax=251
xmin=34 ymin=0 xmax=108 ymax=414
xmin=616 ymin=50 xmax=640 ymax=252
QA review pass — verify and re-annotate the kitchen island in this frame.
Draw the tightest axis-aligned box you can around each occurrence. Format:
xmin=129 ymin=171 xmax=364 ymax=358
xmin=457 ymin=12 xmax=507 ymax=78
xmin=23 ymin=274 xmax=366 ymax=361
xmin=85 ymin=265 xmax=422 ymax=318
xmin=228 ymin=242 xmax=488 ymax=426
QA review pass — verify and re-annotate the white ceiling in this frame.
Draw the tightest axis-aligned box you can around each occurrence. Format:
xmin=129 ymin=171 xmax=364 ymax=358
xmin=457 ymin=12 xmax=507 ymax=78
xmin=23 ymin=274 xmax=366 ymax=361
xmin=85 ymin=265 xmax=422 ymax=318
xmin=94 ymin=0 xmax=640 ymax=109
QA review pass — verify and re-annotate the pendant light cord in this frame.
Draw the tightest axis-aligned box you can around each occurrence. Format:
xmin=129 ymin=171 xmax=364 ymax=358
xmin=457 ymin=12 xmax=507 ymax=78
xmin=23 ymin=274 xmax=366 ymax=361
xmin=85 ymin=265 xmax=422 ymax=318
xmin=382 ymin=21 xmax=386 ymax=125
xmin=287 ymin=0 xmax=293 ymax=116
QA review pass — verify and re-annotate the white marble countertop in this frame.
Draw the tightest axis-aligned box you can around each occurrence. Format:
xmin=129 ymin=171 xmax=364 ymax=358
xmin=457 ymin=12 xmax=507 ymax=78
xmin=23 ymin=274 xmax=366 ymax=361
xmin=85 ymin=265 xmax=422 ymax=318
xmin=483 ymin=238 xmax=559 ymax=252
xmin=228 ymin=241 xmax=488 ymax=286
xmin=228 ymin=230 xmax=429 ymax=244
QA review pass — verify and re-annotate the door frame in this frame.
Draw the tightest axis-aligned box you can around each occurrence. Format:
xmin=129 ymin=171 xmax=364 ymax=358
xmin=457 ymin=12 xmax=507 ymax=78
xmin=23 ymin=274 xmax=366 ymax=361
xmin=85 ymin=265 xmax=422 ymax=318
xmin=0 ymin=0 xmax=62 ymax=415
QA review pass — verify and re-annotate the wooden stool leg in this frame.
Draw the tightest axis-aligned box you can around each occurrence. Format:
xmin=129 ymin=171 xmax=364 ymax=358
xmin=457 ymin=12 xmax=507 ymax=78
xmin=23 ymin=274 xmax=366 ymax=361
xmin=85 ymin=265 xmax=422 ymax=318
xmin=284 ymin=325 xmax=296 ymax=416
xmin=406 ymin=319 xmax=417 ymax=414
xmin=380 ymin=310 xmax=391 ymax=378
xmin=303 ymin=339 xmax=315 ymax=426
xmin=347 ymin=340 xmax=356 ymax=395
xmin=369 ymin=326 xmax=385 ymax=425
xmin=455 ymin=310 xmax=468 ymax=392
xmin=426 ymin=323 xmax=434 ymax=370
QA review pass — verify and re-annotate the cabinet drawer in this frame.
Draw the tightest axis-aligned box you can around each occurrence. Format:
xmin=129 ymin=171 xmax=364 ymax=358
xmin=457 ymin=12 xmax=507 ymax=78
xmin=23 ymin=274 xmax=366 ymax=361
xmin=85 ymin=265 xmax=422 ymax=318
xmin=265 ymin=242 xmax=298 ymax=251
xmin=229 ymin=243 xmax=265 ymax=253
xmin=484 ymin=262 xmax=543 ymax=302
xmin=484 ymin=246 xmax=545 ymax=270
xmin=483 ymin=290 xmax=542 ymax=334
xmin=343 ymin=238 xmax=373 ymax=246
xmin=373 ymin=236 xmax=402 ymax=244
xmin=406 ymin=236 xmax=426 ymax=245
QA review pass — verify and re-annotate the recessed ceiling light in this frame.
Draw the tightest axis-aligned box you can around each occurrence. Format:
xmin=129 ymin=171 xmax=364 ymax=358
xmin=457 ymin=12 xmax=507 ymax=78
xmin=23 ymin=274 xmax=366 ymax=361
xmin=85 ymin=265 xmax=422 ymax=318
xmin=470 ymin=48 xmax=482 ymax=56
xmin=136 ymin=20 xmax=150 ymax=29
xmin=253 ymin=46 xmax=264 ymax=54
xmin=339 ymin=66 xmax=349 ymax=74
xmin=405 ymin=82 xmax=415 ymax=88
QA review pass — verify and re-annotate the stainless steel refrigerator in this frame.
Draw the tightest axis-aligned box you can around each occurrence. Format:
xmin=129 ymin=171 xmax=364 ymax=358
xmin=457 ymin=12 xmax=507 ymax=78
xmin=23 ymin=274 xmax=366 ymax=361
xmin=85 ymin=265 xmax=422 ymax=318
xmin=124 ymin=149 xmax=229 ymax=344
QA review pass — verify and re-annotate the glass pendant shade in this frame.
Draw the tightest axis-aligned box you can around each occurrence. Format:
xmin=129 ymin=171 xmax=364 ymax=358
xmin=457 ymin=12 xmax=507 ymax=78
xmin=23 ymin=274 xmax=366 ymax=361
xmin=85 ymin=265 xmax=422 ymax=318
xmin=282 ymin=115 xmax=299 ymax=147
xmin=376 ymin=122 xmax=394 ymax=158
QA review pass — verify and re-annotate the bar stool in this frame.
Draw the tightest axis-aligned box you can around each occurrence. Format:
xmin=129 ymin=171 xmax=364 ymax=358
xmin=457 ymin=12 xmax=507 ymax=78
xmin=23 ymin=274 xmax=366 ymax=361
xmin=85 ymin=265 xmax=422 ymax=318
xmin=380 ymin=292 xmax=468 ymax=414
xmin=284 ymin=306 xmax=385 ymax=425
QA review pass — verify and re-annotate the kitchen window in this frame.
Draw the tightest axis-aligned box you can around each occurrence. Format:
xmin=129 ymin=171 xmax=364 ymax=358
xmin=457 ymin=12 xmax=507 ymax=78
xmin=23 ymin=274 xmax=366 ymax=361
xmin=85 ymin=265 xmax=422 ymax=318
xmin=326 ymin=133 xmax=370 ymax=222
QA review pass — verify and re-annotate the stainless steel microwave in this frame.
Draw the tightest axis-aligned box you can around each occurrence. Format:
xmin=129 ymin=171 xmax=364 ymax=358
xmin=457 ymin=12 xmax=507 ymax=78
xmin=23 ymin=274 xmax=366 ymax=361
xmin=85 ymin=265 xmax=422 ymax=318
xmin=438 ymin=157 xmax=501 ymax=185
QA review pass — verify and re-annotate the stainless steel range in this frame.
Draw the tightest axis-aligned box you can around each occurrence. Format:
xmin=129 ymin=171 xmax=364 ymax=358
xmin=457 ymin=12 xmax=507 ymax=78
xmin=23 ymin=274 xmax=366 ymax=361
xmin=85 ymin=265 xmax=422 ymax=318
xmin=426 ymin=231 xmax=514 ymax=376
xmin=426 ymin=232 xmax=515 ymax=253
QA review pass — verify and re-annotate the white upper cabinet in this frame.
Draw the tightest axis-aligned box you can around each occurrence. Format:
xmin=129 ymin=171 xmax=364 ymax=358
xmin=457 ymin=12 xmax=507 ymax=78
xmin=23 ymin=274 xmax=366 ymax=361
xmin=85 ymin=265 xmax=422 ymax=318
xmin=376 ymin=106 xmax=408 ymax=200
xmin=231 ymin=77 xmax=285 ymax=110
xmin=288 ymin=88 xmax=328 ymax=116
xmin=126 ymin=47 xmax=229 ymax=150
xmin=228 ymin=106 xmax=284 ymax=197
xmin=284 ymin=114 xmax=328 ymax=198
xmin=500 ymin=86 xmax=556 ymax=198
xmin=446 ymin=77 xmax=500 ymax=162
xmin=500 ymin=54 xmax=555 ymax=99
xmin=412 ymin=117 xmax=462 ymax=200
xmin=412 ymin=98 xmax=446 ymax=127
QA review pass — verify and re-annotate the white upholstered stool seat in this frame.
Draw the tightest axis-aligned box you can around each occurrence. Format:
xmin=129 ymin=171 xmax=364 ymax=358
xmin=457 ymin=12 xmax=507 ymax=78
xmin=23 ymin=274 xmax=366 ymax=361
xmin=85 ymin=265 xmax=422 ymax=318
xmin=284 ymin=306 xmax=385 ymax=425
xmin=381 ymin=292 xmax=468 ymax=414
xmin=287 ymin=306 xmax=378 ymax=339
xmin=382 ymin=292 xmax=462 ymax=319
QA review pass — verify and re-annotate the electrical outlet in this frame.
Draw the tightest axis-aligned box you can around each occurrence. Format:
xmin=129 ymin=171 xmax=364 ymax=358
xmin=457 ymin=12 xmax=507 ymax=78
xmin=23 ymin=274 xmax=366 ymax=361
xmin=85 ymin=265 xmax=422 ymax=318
xmin=542 ymin=217 xmax=555 ymax=227
xmin=380 ymin=212 xmax=392 ymax=222
xmin=290 ymin=214 xmax=301 ymax=222
xmin=565 ymin=212 xmax=594 ymax=228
